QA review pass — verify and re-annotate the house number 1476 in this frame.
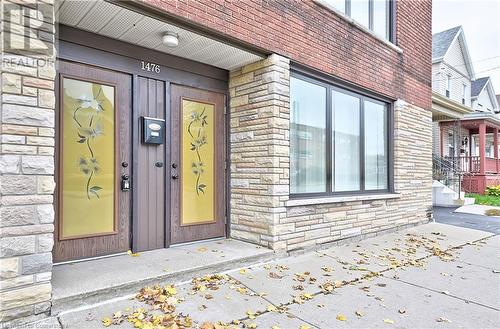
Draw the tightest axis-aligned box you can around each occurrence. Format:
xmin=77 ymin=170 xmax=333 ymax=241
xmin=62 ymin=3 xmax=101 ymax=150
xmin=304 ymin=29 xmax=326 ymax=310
xmin=140 ymin=61 xmax=161 ymax=73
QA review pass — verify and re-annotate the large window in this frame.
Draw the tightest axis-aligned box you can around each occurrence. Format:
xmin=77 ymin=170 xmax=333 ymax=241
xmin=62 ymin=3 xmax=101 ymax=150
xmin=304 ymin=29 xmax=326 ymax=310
xmin=290 ymin=77 xmax=327 ymax=194
xmin=290 ymin=73 xmax=391 ymax=196
xmin=321 ymin=0 xmax=392 ymax=40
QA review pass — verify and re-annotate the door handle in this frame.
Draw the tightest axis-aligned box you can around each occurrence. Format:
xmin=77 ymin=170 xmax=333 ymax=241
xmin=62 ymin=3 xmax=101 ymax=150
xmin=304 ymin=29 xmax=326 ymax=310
xmin=172 ymin=173 xmax=179 ymax=179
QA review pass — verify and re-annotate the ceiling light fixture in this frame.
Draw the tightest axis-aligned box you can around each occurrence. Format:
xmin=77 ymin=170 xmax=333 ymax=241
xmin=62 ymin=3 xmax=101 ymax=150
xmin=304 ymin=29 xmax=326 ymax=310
xmin=162 ymin=32 xmax=179 ymax=48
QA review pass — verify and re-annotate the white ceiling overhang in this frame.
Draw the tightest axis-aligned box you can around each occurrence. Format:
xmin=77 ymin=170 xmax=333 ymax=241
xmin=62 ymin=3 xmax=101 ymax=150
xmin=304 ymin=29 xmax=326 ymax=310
xmin=55 ymin=0 xmax=264 ymax=70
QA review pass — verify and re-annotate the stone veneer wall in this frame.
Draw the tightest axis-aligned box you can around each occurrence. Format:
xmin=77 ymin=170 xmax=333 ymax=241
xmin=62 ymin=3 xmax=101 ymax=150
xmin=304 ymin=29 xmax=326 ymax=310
xmin=0 ymin=0 xmax=56 ymax=325
xmin=229 ymin=55 xmax=432 ymax=252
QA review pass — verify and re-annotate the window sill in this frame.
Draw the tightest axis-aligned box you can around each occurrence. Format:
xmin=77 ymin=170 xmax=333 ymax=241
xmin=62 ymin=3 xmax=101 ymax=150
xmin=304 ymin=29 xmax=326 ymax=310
xmin=314 ymin=0 xmax=403 ymax=54
xmin=285 ymin=193 xmax=401 ymax=207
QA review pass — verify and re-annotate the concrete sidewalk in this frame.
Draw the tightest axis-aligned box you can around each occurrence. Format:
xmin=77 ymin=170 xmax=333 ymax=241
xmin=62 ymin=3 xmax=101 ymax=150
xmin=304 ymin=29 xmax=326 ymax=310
xmin=33 ymin=223 xmax=499 ymax=329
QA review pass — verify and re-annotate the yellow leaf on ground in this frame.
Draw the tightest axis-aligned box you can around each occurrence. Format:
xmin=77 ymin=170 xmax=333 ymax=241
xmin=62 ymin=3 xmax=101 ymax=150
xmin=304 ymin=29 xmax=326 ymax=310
xmin=127 ymin=250 xmax=140 ymax=257
xmin=197 ymin=247 xmax=208 ymax=252
xmin=200 ymin=322 xmax=215 ymax=329
xmin=301 ymin=293 xmax=313 ymax=300
xmin=102 ymin=318 xmax=112 ymax=327
xmin=299 ymin=326 xmax=311 ymax=329
xmin=383 ymin=319 xmax=394 ymax=324
xmin=336 ymin=314 xmax=347 ymax=321
xmin=165 ymin=285 xmax=177 ymax=295
xmin=271 ymin=326 xmax=281 ymax=329
xmin=267 ymin=304 xmax=277 ymax=312
xmin=239 ymin=268 xmax=247 ymax=274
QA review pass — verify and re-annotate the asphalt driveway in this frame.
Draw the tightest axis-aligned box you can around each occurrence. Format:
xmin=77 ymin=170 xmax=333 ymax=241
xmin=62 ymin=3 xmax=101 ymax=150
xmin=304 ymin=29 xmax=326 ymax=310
xmin=433 ymin=206 xmax=500 ymax=234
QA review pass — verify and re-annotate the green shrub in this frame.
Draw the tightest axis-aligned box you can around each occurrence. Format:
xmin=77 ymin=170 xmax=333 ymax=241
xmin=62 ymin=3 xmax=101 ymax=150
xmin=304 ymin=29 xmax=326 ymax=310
xmin=485 ymin=185 xmax=500 ymax=197
xmin=485 ymin=208 xmax=500 ymax=216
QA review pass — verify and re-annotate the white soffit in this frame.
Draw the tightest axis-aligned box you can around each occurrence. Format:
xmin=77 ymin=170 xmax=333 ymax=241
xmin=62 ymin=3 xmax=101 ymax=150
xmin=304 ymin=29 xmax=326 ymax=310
xmin=56 ymin=0 xmax=264 ymax=70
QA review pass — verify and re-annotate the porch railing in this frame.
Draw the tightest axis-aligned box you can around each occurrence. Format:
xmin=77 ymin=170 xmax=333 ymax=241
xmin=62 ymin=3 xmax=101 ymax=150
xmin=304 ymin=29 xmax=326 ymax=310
xmin=443 ymin=156 xmax=480 ymax=174
xmin=485 ymin=157 xmax=500 ymax=173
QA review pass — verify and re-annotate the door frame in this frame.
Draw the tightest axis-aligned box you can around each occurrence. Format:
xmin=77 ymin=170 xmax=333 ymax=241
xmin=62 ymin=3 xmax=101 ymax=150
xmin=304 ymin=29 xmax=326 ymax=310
xmin=57 ymin=25 xmax=231 ymax=254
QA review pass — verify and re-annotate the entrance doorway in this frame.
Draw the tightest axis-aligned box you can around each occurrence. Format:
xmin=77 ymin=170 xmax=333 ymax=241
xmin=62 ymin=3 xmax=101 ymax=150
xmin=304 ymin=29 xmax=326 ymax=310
xmin=54 ymin=61 xmax=132 ymax=262
xmin=170 ymin=85 xmax=226 ymax=244
xmin=54 ymin=63 xmax=227 ymax=261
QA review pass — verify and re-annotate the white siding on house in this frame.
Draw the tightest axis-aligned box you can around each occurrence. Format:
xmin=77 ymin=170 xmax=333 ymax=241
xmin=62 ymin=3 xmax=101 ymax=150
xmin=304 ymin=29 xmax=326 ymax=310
xmin=432 ymin=62 xmax=471 ymax=106
xmin=432 ymin=121 xmax=440 ymax=155
xmin=444 ymin=38 xmax=469 ymax=77
xmin=472 ymin=87 xmax=496 ymax=113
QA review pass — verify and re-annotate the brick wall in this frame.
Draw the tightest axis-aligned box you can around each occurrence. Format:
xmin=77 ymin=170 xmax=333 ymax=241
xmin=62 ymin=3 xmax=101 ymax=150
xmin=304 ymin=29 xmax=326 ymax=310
xmin=0 ymin=0 xmax=56 ymax=324
xmin=230 ymin=55 xmax=432 ymax=251
xmin=141 ymin=0 xmax=432 ymax=110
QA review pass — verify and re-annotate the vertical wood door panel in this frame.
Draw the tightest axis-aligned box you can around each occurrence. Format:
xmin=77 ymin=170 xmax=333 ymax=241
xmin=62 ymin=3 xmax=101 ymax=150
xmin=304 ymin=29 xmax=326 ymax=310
xmin=54 ymin=61 xmax=132 ymax=262
xmin=135 ymin=77 xmax=166 ymax=251
xmin=170 ymin=84 xmax=226 ymax=244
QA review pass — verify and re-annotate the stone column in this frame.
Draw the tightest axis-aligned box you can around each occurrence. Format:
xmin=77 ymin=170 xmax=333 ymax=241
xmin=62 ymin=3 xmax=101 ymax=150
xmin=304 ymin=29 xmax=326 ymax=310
xmin=1 ymin=0 xmax=56 ymax=325
xmin=228 ymin=54 xmax=290 ymax=251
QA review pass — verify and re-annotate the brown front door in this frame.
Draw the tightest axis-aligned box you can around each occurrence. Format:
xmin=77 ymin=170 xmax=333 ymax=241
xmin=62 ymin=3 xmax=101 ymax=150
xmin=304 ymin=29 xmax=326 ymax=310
xmin=170 ymin=85 xmax=226 ymax=244
xmin=54 ymin=61 xmax=131 ymax=262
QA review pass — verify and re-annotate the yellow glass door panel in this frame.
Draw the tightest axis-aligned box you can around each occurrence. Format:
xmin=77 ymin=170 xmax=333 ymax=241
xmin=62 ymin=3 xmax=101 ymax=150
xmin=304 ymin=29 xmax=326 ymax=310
xmin=61 ymin=77 xmax=116 ymax=239
xmin=181 ymin=99 xmax=215 ymax=225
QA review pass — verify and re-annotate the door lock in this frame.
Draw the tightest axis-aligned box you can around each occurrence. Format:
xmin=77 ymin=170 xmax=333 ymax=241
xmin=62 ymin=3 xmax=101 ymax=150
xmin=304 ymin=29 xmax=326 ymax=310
xmin=121 ymin=174 xmax=130 ymax=191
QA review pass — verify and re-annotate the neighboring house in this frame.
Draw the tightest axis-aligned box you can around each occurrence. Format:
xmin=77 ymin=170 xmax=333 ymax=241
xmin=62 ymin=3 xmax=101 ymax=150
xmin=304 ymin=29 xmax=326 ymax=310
xmin=432 ymin=26 xmax=500 ymax=200
xmin=471 ymin=77 xmax=500 ymax=113
xmin=0 ymin=0 xmax=433 ymax=326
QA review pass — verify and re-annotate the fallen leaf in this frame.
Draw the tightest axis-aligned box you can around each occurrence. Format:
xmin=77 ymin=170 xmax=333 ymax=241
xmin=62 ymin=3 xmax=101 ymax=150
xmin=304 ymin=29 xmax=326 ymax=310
xmin=355 ymin=311 xmax=364 ymax=317
xmin=267 ymin=304 xmax=277 ymax=312
xmin=301 ymin=293 xmax=314 ymax=300
xmin=239 ymin=268 xmax=247 ymax=274
xmin=102 ymin=318 xmax=112 ymax=327
xmin=436 ymin=317 xmax=452 ymax=323
xmin=165 ymin=285 xmax=177 ymax=295
xmin=200 ymin=322 xmax=214 ymax=329
xmin=317 ymin=304 xmax=325 ymax=308
xmin=383 ymin=319 xmax=394 ymax=324
xmin=127 ymin=250 xmax=140 ymax=257
xmin=271 ymin=326 xmax=281 ymax=329
xmin=336 ymin=314 xmax=347 ymax=321
xmin=269 ymin=272 xmax=283 ymax=279
xmin=299 ymin=326 xmax=311 ymax=329
xmin=197 ymin=247 xmax=208 ymax=252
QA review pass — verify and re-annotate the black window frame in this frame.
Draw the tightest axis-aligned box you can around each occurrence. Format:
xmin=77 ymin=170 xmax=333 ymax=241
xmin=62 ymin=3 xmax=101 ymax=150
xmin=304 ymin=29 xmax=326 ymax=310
xmin=320 ymin=0 xmax=396 ymax=42
xmin=290 ymin=69 xmax=394 ymax=199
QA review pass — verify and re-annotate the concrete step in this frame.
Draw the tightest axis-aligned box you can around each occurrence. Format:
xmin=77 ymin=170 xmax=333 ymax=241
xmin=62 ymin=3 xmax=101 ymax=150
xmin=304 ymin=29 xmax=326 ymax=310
xmin=51 ymin=239 xmax=275 ymax=315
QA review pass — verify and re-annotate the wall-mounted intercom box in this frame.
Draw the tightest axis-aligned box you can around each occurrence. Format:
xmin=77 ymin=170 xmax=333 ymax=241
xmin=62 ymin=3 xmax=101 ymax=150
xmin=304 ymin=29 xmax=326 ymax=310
xmin=142 ymin=117 xmax=165 ymax=145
